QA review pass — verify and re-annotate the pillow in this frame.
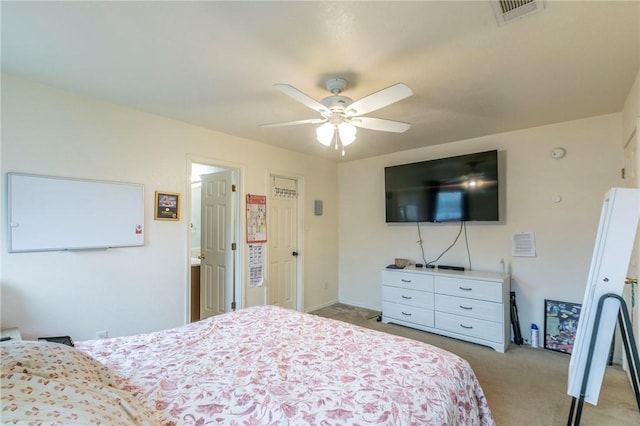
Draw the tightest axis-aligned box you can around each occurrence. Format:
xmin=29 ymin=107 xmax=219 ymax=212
xmin=1 ymin=340 xmax=159 ymax=425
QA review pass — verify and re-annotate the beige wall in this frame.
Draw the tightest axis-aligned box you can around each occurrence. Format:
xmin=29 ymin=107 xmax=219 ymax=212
xmin=1 ymin=73 xmax=634 ymax=347
xmin=338 ymin=113 xmax=623 ymax=340
xmin=622 ymin=72 xmax=639 ymax=145
xmin=0 ymin=76 xmax=339 ymax=340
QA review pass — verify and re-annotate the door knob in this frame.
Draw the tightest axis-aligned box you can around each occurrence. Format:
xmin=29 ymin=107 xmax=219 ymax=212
xmin=292 ymin=251 xmax=299 ymax=257
xmin=625 ymin=277 xmax=637 ymax=285
xmin=198 ymin=254 xmax=206 ymax=260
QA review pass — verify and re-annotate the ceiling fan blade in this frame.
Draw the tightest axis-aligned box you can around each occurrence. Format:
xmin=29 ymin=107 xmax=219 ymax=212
xmin=351 ymin=117 xmax=411 ymax=133
xmin=259 ymin=118 xmax=327 ymax=128
xmin=347 ymin=83 xmax=413 ymax=116
xmin=274 ymin=84 xmax=329 ymax=114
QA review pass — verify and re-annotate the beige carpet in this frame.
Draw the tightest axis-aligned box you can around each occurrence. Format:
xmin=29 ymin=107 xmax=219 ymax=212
xmin=311 ymin=303 xmax=640 ymax=426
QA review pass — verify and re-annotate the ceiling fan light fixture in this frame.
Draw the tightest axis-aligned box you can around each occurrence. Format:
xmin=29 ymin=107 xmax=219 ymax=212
xmin=316 ymin=122 xmax=334 ymax=146
xmin=269 ymin=78 xmax=413 ymax=155
xmin=338 ymin=122 xmax=357 ymax=146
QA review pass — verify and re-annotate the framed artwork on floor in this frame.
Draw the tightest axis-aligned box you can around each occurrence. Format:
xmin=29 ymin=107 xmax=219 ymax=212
xmin=544 ymin=299 xmax=582 ymax=354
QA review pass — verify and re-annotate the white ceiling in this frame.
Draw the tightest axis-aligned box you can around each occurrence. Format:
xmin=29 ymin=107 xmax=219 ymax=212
xmin=2 ymin=1 xmax=638 ymax=161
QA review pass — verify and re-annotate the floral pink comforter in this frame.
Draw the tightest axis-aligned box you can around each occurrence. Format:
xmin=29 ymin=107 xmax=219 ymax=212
xmin=76 ymin=305 xmax=494 ymax=425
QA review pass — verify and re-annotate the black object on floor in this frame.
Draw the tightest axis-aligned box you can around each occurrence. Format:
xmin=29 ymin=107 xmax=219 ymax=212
xmin=510 ymin=291 xmax=524 ymax=345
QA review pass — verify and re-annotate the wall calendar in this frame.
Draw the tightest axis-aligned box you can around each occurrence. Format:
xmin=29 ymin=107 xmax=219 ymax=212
xmin=246 ymin=194 xmax=267 ymax=243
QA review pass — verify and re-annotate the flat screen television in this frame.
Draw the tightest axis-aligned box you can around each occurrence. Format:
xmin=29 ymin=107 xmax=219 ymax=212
xmin=385 ymin=150 xmax=499 ymax=223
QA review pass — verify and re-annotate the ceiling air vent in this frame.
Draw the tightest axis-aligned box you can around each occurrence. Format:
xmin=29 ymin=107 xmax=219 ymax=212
xmin=491 ymin=0 xmax=545 ymax=25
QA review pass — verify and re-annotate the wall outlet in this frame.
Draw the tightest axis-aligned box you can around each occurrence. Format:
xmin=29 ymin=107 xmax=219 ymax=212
xmin=96 ymin=330 xmax=108 ymax=339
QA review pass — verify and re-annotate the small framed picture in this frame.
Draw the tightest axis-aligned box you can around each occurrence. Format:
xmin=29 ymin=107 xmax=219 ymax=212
xmin=155 ymin=191 xmax=180 ymax=221
xmin=544 ymin=299 xmax=582 ymax=354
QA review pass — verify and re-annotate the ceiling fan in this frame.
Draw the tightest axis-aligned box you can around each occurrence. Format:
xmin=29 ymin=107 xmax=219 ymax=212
xmin=261 ymin=78 xmax=413 ymax=155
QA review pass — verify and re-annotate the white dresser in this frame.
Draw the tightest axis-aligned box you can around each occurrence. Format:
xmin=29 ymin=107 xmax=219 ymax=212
xmin=382 ymin=266 xmax=510 ymax=352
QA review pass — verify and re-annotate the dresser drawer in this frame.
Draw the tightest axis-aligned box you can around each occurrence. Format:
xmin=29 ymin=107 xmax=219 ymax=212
xmin=435 ymin=276 xmax=502 ymax=302
xmin=382 ymin=270 xmax=434 ymax=292
xmin=383 ymin=302 xmax=434 ymax=327
xmin=381 ymin=267 xmax=509 ymax=352
xmin=435 ymin=311 xmax=503 ymax=343
xmin=435 ymin=294 xmax=502 ymax=322
xmin=383 ymin=285 xmax=434 ymax=309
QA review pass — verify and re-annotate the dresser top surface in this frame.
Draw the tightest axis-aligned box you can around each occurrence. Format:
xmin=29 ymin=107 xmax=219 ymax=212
xmin=383 ymin=265 xmax=509 ymax=281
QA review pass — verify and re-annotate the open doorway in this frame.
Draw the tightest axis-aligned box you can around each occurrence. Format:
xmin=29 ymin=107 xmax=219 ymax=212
xmin=189 ymin=160 xmax=242 ymax=322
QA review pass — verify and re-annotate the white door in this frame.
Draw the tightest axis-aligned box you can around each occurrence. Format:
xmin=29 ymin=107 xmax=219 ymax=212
xmin=623 ymin=127 xmax=640 ymax=359
xmin=267 ymin=175 xmax=299 ymax=310
xmin=200 ymin=171 xmax=237 ymax=319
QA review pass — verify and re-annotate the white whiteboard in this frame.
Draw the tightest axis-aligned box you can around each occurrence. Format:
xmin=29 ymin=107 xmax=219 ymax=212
xmin=8 ymin=173 xmax=145 ymax=252
xmin=567 ymin=187 xmax=640 ymax=405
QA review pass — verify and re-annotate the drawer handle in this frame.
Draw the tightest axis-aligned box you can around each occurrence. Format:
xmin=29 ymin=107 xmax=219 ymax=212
xmin=459 ymin=324 xmax=473 ymax=329
xmin=401 ymin=295 xmax=413 ymax=300
xmin=459 ymin=286 xmax=472 ymax=291
xmin=459 ymin=305 xmax=473 ymax=310
xmin=401 ymin=279 xmax=412 ymax=283
xmin=401 ymin=311 xmax=412 ymax=316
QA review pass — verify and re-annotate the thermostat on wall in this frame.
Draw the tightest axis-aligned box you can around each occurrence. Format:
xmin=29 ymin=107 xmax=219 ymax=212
xmin=551 ymin=147 xmax=566 ymax=159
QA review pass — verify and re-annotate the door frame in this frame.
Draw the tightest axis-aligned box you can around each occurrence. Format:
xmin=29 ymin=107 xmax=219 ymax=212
xmin=266 ymin=169 xmax=305 ymax=311
xmin=622 ymin=125 xmax=639 ymax=381
xmin=186 ymin=154 xmax=244 ymax=323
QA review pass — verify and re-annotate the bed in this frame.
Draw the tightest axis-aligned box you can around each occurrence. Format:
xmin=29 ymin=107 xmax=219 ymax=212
xmin=1 ymin=305 xmax=495 ymax=425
